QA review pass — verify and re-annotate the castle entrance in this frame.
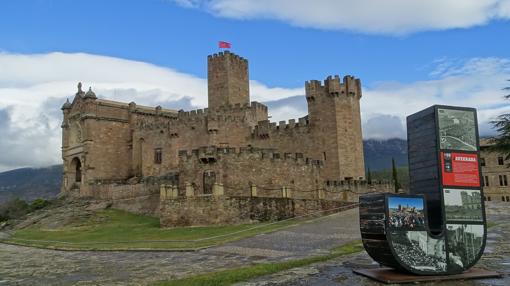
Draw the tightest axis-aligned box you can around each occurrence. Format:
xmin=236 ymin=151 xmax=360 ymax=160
xmin=203 ymin=171 xmax=216 ymax=194
xmin=70 ymin=157 xmax=82 ymax=183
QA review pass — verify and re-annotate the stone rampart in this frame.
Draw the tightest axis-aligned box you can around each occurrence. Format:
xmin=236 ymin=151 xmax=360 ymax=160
xmin=80 ymin=181 xmax=160 ymax=215
xmin=159 ymin=195 xmax=356 ymax=227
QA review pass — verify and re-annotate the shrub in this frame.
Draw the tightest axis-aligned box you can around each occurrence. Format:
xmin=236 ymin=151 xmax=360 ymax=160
xmin=0 ymin=197 xmax=50 ymax=222
xmin=30 ymin=198 xmax=50 ymax=211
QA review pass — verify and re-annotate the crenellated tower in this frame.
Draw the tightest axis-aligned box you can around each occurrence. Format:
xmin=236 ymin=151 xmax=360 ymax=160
xmin=305 ymin=75 xmax=365 ymax=181
xmin=207 ymin=51 xmax=250 ymax=110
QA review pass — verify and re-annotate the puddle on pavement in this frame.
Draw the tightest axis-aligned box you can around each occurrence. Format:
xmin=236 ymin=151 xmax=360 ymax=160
xmin=487 ymin=233 xmax=502 ymax=238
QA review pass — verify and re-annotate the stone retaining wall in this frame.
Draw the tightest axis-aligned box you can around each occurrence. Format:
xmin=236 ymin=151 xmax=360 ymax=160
xmin=79 ymin=182 xmax=160 ymax=215
xmin=159 ymin=195 xmax=354 ymax=227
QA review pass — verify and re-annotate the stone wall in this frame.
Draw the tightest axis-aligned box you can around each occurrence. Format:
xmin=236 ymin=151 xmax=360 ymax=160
xmin=158 ymin=175 xmax=391 ymax=227
xmin=132 ymin=102 xmax=269 ymax=178
xmin=160 ymin=195 xmax=355 ymax=227
xmin=79 ymin=181 xmax=161 ymax=215
xmin=177 ymin=147 xmax=322 ymax=197
xmin=480 ymin=139 xmax=510 ymax=202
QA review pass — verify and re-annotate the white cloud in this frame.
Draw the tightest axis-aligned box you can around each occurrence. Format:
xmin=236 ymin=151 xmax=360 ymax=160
xmin=250 ymin=82 xmax=302 ymax=102
xmin=173 ymin=0 xmax=510 ymax=35
xmin=172 ymin=0 xmax=202 ymax=8
xmin=263 ymin=58 xmax=510 ymax=140
xmin=0 ymin=51 xmax=508 ymax=172
xmin=362 ymin=57 xmax=510 ymax=138
xmin=0 ymin=52 xmax=303 ymax=171
xmin=363 ymin=115 xmax=406 ymax=140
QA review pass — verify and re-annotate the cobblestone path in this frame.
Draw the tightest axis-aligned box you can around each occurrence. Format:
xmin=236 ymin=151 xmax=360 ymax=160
xmin=236 ymin=203 xmax=510 ymax=286
xmin=0 ymin=209 xmax=360 ymax=285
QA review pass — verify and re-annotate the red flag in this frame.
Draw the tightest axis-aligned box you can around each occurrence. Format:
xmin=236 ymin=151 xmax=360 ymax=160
xmin=219 ymin=41 xmax=231 ymax=49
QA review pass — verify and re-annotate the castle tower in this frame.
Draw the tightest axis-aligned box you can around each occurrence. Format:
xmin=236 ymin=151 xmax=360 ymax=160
xmin=207 ymin=51 xmax=250 ymax=110
xmin=305 ymin=75 xmax=365 ymax=181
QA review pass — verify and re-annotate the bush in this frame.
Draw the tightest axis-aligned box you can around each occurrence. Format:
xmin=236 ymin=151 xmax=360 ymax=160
xmin=0 ymin=198 xmax=50 ymax=222
xmin=30 ymin=198 xmax=50 ymax=211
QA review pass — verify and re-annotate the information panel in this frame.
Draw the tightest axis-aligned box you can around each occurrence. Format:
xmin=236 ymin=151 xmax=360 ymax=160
xmin=440 ymin=152 xmax=480 ymax=187
xmin=438 ymin=108 xmax=477 ymax=151
xmin=359 ymin=105 xmax=486 ymax=275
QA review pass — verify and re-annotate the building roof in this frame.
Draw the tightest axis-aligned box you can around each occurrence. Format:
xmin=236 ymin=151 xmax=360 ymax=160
xmin=96 ymin=98 xmax=178 ymax=114
xmin=480 ymin=138 xmax=495 ymax=147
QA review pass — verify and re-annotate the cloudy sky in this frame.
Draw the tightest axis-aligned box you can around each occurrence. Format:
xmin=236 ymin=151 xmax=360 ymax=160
xmin=0 ymin=0 xmax=509 ymax=172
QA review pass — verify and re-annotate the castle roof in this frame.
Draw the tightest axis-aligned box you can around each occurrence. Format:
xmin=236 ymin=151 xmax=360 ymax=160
xmin=94 ymin=98 xmax=178 ymax=114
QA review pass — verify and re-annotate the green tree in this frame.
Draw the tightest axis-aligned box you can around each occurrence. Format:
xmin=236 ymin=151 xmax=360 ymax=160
xmin=367 ymin=167 xmax=372 ymax=185
xmin=392 ymin=158 xmax=401 ymax=193
xmin=490 ymin=80 xmax=510 ymax=165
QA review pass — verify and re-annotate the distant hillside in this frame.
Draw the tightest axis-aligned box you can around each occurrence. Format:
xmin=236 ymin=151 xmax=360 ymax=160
xmin=0 ymin=165 xmax=62 ymax=203
xmin=0 ymin=139 xmax=409 ymax=203
xmin=363 ymin=138 xmax=408 ymax=171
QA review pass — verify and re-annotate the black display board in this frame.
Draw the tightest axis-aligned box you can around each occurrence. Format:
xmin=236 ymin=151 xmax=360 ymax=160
xmin=360 ymin=105 xmax=486 ymax=275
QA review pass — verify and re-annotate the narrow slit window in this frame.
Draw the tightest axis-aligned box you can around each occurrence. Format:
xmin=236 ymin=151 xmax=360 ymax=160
xmin=154 ymin=148 xmax=162 ymax=164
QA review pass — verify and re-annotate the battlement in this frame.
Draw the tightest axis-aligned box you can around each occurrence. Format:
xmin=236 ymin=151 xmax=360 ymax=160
xmin=177 ymin=108 xmax=208 ymax=120
xmin=208 ymin=51 xmax=248 ymax=65
xmin=208 ymin=101 xmax=268 ymax=114
xmin=253 ymin=116 xmax=309 ymax=138
xmin=175 ymin=103 xmax=261 ymax=121
xmin=209 ymin=102 xmax=250 ymax=113
xmin=305 ymin=75 xmax=362 ymax=100
xmin=178 ymin=145 xmax=323 ymax=167
xmin=256 ymin=116 xmax=308 ymax=130
xmin=250 ymin=101 xmax=268 ymax=112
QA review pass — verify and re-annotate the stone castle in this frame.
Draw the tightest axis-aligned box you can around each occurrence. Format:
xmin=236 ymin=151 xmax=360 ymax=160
xmin=61 ymin=51 xmax=386 ymax=226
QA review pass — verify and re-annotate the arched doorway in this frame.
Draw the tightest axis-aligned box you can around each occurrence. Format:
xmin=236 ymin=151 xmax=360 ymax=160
xmin=70 ymin=157 xmax=82 ymax=183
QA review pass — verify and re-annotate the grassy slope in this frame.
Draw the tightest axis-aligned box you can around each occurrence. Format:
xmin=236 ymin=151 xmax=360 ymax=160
xmin=152 ymin=240 xmax=363 ymax=286
xmin=5 ymin=209 xmax=311 ymax=250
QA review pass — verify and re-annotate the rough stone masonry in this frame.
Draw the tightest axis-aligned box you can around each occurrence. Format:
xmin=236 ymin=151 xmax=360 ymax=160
xmin=60 ymin=51 xmax=389 ymax=226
